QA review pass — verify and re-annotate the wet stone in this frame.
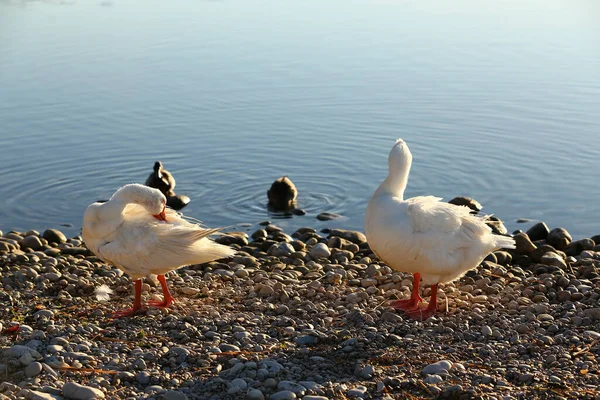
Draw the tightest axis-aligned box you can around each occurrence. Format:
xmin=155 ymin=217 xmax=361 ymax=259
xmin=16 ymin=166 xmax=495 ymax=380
xmin=547 ymin=228 xmax=572 ymax=250
xmin=526 ymin=222 xmax=550 ymax=241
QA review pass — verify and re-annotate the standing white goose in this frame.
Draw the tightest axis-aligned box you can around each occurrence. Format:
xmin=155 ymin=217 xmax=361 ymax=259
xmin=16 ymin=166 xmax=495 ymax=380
xmin=365 ymin=139 xmax=515 ymax=320
xmin=82 ymin=183 xmax=235 ymax=317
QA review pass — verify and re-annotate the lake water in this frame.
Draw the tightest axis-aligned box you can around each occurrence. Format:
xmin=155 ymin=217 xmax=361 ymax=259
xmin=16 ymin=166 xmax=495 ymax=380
xmin=1 ymin=0 xmax=599 ymax=240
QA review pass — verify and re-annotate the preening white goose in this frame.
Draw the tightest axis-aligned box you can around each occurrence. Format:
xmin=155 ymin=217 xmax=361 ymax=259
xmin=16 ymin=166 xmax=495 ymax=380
xmin=365 ymin=139 xmax=515 ymax=320
xmin=82 ymin=183 xmax=235 ymax=318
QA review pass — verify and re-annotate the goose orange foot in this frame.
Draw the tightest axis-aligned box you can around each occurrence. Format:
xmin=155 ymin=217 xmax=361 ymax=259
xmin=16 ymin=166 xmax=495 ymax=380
xmin=147 ymin=274 xmax=175 ymax=308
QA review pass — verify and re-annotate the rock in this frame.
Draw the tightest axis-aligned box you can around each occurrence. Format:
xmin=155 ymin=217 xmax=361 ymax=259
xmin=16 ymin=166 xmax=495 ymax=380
xmin=231 ymin=378 xmax=248 ymax=390
xmin=60 ymin=247 xmax=89 ymax=255
xmin=347 ymin=386 xmax=368 ymax=398
xmin=25 ymin=361 xmax=43 ymax=377
xmin=530 ymin=244 xmax=558 ymax=262
xmin=4 ymin=345 xmax=41 ymax=366
xmin=448 ymin=196 xmax=482 ymax=212
xmin=486 ymin=216 xmax=508 ymax=235
xmin=63 ymin=382 xmax=105 ymax=399
xmin=583 ymin=308 xmax=600 ymax=321
xmin=295 ymin=335 xmax=317 ymax=346
xmin=422 ymin=360 xmax=452 ymax=375
xmin=219 ymin=343 xmax=241 ymax=352
xmin=28 ymin=391 xmax=56 ymax=400
xmin=246 ymin=389 xmax=265 ymax=400
xmin=481 ymin=325 xmax=493 ymax=336
xmin=310 ymin=243 xmax=331 ymax=259
xmin=251 ymin=229 xmax=268 ymax=240
xmin=493 ymin=251 xmax=512 ymax=266
xmin=258 ymin=285 xmax=275 ymax=297
xmin=161 ymin=391 xmax=188 ymax=400
xmin=42 ymin=229 xmax=67 ymax=244
xmin=0 ymin=241 xmax=13 ymax=252
xmin=269 ymin=242 xmax=295 ymax=257
xmin=20 ymin=235 xmax=43 ymax=251
xmin=564 ymin=238 xmax=595 ymax=256
xmin=291 ymin=208 xmax=306 ymax=216
xmin=547 ymin=228 xmax=572 ymax=250
xmin=270 ymin=390 xmax=297 ymax=400
xmin=514 ymin=233 xmax=536 ymax=254
xmin=329 ymin=229 xmax=367 ymax=244
xmin=424 ymin=374 xmax=444 ymax=384
xmin=359 ymin=365 xmax=375 ymax=379
xmin=215 ymin=232 xmax=248 ymax=247
xmin=526 ymin=222 xmax=550 ymax=241
xmin=316 ymin=212 xmax=341 ymax=221
xmin=540 ymin=252 xmax=567 ymax=270
xmin=277 ymin=381 xmax=306 ymax=396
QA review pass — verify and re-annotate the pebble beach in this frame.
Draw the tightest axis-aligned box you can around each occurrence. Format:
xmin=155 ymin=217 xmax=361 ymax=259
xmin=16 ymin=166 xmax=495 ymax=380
xmin=1 ymin=218 xmax=600 ymax=400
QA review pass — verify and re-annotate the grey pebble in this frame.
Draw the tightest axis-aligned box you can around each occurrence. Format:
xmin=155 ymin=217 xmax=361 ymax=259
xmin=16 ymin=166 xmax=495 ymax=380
xmin=424 ymin=374 xmax=444 ymax=384
xmin=63 ymin=382 xmax=105 ymax=399
xmin=161 ymin=391 xmax=188 ymax=400
xmin=245 ymin=389 xmax=265 ymax=400
xmin=25 ymin=361 xmax=43 ymax=377
xmin=310 ymin=243 xmax=331 ymax=259
xmin=347 ymin=385 xmax=368 ymax=398
xmin=278 ymin=381 xmax=306 ymax=396
xmin=231 ymin=378 xmax=247 ymax=390
xmin=270 ymin=390 xmax=297 ymax=400
xmin=422 ymin=360 xmax=453 ymax=375
xmin=219 ymin=343 xmax=241 ymax=352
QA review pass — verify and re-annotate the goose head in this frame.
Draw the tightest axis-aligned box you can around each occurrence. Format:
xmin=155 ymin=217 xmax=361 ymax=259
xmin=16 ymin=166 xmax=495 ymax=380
xmin=111 ymin=184 xmax=167 ymax=221
xmin=377 ymin=138 xmax=413 ymax=198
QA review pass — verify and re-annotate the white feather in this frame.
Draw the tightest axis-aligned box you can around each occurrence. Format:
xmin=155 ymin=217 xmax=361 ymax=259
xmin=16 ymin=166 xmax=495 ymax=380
xmin=95 ymin=284 xmax=114 ymax=302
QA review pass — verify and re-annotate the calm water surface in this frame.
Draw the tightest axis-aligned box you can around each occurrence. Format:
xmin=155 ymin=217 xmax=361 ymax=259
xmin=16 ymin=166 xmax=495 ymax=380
xmin=1 ymin=0 xmax=599 ymax=239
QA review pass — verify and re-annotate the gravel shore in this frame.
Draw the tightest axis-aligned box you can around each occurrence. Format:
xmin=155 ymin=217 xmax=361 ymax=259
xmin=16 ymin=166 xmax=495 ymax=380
xmin=1 ymin=222 xmax=600 ymax=400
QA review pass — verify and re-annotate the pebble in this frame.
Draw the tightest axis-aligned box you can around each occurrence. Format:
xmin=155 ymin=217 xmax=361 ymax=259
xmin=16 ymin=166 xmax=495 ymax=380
xmin=63 ymin=382 xmax=105 ymax=399
xmin=347 ymin=385 xmax=368 ymax=398
xmin=1 ymin=219 xmax=599 ymax=400
xmin=481 ymin=325 xmax=493 ymax=336
xmin=161 ymin=391 xmax=188 ymax=400
xmin=246 ymin=389 xmax=265 ymax=400
xmin=424 ymin=374 xmax=444 ymax=384
xmin=20 ymin=235 xmax=43 ymax=251
xmin=422 ymin=360 xmax=453 ymax=375
xmin=316 ymin=212 xmax=342 ymax=221
xmin=278 ymin=381 xmax=306 ymax=396
xmin=309 ymin=243 xmax=331 ymax=259
xmin=270 ymin=390 xmax=297 ymax=400
xmin=25 ymin=361 xmax=43 ymax=377
xmin=230 ymin=378 xmax=247 ymax=390
xmin=514 ymin=233 xmax=536 ymax=254
xmin=526 ymin=222 xmax=550 ymax=241
xmin=42 ymin=229 xmax=67 ymax=244
xmin=547 ymin=227 xmax=572 ymax=250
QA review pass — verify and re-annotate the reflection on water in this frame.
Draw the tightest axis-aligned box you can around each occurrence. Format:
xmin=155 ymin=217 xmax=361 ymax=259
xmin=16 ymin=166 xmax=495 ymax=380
xmin=0 ymin=0 xmax=599 ymax=239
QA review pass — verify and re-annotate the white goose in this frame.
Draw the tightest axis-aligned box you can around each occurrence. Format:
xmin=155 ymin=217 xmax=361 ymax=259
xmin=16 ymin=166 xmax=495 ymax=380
xmin=365 ymin=139 xmax=515 ymax=320
xmin=82 ymin=183 xmax=235 ymax=317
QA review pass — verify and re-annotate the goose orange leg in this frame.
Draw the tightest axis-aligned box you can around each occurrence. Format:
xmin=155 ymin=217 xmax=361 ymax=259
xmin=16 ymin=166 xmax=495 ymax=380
xmin=113 ymin=279 xmax=143 ymax=318
xmin=405 ymin=283 xmax=439 ymax=321
xmin=390 ymin=273 xmax=423 ymax=311
xmin=147 ymin=274 xmax=175 ymax=308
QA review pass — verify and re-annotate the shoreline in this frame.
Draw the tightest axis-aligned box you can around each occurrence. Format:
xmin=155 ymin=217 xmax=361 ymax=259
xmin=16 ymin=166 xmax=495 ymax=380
xmin=1 ymin=221 xmax=600 ymax=400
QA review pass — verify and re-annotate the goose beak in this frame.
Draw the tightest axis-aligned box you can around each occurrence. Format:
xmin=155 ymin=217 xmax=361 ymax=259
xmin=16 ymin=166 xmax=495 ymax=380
xmin=153 ymin=208 xmax=167 ymax=222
